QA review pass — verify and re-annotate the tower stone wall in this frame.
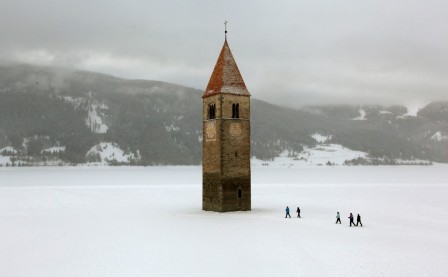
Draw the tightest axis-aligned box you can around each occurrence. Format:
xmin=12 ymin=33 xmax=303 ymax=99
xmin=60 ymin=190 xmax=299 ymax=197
xmin=202 ymin=39 xmax=251 ymax=212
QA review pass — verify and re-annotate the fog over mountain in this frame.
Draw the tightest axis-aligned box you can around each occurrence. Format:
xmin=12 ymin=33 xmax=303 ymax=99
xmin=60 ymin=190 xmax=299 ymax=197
xmin=1 ymin=64 xmax=447 ymax=166
xmin=1 ymin=1 xmax=448 ymax=109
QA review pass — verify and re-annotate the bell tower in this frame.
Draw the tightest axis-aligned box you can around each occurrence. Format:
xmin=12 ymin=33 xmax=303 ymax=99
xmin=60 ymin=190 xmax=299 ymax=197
xmin=202 ymin=25 xmax=251 ymax=212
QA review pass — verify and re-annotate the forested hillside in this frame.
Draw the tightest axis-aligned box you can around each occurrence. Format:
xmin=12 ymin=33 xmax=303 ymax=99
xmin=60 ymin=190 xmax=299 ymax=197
xmin=1 ymin=64 xmax=447 ymax=165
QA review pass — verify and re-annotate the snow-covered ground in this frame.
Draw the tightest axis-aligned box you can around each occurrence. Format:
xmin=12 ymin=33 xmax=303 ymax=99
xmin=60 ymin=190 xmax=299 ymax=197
xmin=379 ymin=110 xmax=393 ymax=114
xmin=404 ymin=104 xmax=422 ymax=117
xmin=353 ymin=109 xmax=367 ymax=120
xmin=86 ymin=103 xmax=109 ymax=134
xmin=86 ymin=142 xmax=140 ymax=164
xmin=252 ymin=144 xmax=368 ymax=167
xmin=62 ymin=95 xmax=109 ymax=134
xmin=432 ymin=131 xmax=448 ymax=142
xmin=41 ymin=146 xmax=66 ymax=154
xmin=0 ymin=146 xmax=17 ymax=154
xmin=311 ymin=133 xmax=331 ymax=143
xmin=1 ymin=166 xmax=448 ymax=276
xmin=0 ymin=133 xmax=371 ymax=166
xmin=0 ymin=146 xmax=17 ymax=164
xmin=0 ymin=155 xmax=11 ymax=165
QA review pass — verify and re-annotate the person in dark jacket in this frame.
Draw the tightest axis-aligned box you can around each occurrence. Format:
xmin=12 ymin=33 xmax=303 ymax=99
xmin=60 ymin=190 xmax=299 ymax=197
xmin=356 ymin=214 xmax=363 ymax=227
xmin=348 ymin=213 xmax=355 ymax=226
xmin=285 ymin=206 xmax=291 ymax=218
xmin=335 ymin=212 xmax=341 ymax=224
xmin=296 ymin=207 xmax=301 ymax=218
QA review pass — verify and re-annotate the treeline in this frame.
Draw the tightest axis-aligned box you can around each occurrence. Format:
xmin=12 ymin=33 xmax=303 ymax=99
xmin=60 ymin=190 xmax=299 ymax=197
xmin=1 ymin=64 xmax=448 ymax=165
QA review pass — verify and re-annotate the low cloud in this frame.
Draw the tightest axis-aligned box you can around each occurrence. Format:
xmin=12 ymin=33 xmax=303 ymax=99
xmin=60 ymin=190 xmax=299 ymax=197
xmin=1 ymin=0 xmax=447 ymax=108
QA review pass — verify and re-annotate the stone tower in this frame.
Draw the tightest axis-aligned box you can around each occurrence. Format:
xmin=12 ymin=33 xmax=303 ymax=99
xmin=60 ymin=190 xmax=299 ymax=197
xmin=202 ymin=35 xmax=251 ymax=212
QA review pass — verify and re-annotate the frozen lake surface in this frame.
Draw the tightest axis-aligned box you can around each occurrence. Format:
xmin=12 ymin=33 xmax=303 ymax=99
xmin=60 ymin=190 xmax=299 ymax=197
xmin=1 ymin=166 xmax=448 ymax=276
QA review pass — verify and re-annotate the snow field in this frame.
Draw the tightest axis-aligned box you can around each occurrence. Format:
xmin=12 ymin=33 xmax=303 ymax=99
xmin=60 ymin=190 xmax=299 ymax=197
xmin=432 ymin=131 xmax=448 ymax=142
xmin=86 ymin=103 xmax=108 ymax=134
xmin=251 ymin=144 xmax=367 ymax=167
xmin=353 ymin=109 xmax=367 ymax=120
xmin=1 ymin=166 xmax=448 ymax=276
xmin=311 ymin=133 xmax=331 ymax=143
xmin=86 ymin=142 xmax=140 ymax=164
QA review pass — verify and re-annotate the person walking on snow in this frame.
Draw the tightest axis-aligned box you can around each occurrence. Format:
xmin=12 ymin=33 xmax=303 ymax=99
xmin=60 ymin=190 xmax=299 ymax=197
xmin=296 ymin=207 xmax=301 ymax=218
xmin=356 ymin=214 xmax=363 ymax=227
xmin=348 ymin=213 xmax=355 ymax=226
xmin=336 ymin=212 xmax=341 ymax=224
xmin=285 ymin=206 xmax=291 ymax=218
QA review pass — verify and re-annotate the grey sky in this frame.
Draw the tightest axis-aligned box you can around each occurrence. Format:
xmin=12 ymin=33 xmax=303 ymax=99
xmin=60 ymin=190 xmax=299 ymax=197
xmin=1 ymin=0 xmax=447 ymax=108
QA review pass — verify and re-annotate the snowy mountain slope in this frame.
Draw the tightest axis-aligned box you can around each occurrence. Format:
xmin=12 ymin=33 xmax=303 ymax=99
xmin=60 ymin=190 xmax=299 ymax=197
xmin=352 ymin=109 xmax=367 ymax=120
xmin=251 ymin=144 xmax=368 ymax=167
xmin=431 ymin=131 xmax=448 ymax=142
xmin=85 ymin=101 xmax=109 ymax=134
xmin=311 ymin=133 xmax=331 ymax=143
xmin=253 ymin=133 xmax=369 ymax=166
xmin=86 ymin=142 xmax=140 ymax=164
xmin=1 ymin=64 xmax=448 ymax=165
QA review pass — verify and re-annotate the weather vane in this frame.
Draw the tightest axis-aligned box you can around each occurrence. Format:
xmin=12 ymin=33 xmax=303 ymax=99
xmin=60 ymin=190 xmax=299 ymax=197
xmin=224 ymin=20 xmax=228 ymax=40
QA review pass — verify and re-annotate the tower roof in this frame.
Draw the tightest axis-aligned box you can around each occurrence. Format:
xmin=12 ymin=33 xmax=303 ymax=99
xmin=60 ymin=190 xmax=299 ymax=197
xmin=203 ymin=40 xmax=251 ymax=98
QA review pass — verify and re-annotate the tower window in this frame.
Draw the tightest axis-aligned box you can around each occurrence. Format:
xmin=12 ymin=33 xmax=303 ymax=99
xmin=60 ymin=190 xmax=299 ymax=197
xmin=232 ymin=103 xmax=239 ymax=119
xmin=208 ymin=103 xmax=216 ymax=119
xmin=237 ymin=188 xmax=242 ymax=199
xmin=235 ymin=151 xmax=238 ymax=157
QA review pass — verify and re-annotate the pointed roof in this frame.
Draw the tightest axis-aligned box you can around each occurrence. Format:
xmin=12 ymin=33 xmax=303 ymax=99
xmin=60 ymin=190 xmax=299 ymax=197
xmin=203 ymin=40 xmax=251 ymax=98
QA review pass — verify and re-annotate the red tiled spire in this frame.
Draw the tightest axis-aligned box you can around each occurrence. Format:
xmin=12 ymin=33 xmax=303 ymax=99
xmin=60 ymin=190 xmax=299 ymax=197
xmin=203 ymin=40 xmax=250 ymax=98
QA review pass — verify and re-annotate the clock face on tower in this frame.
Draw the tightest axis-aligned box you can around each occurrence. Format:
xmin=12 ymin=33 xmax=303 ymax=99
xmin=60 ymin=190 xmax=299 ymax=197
xmin=229 ymin=123 xmax=241 ymax=137
xmin=205 ymin=121 xmax=216 ymax=142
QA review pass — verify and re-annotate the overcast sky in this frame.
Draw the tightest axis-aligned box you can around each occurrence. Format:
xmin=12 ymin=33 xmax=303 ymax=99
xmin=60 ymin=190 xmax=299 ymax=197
xmin=1 ymin=0 xmax=447 ymax=108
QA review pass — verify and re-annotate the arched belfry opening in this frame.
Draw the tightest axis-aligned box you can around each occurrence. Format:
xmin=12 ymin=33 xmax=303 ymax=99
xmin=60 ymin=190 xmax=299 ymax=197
xmin=208 ymin=103 xmax=216 ymax=119
xmin=232 ymin=103 xmax=239 ymax=119
xmin=201 ymin=23 xmax=251 ymax=212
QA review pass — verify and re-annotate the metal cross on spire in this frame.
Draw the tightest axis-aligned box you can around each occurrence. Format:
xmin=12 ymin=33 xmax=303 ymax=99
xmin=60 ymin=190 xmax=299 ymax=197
xmin=224 ymin=20 xmax=228 ymax=40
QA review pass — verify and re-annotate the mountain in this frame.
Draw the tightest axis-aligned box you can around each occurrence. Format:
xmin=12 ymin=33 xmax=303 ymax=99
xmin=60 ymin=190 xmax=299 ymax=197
xmin=1 ymin=64 xmax=447 ymax=166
